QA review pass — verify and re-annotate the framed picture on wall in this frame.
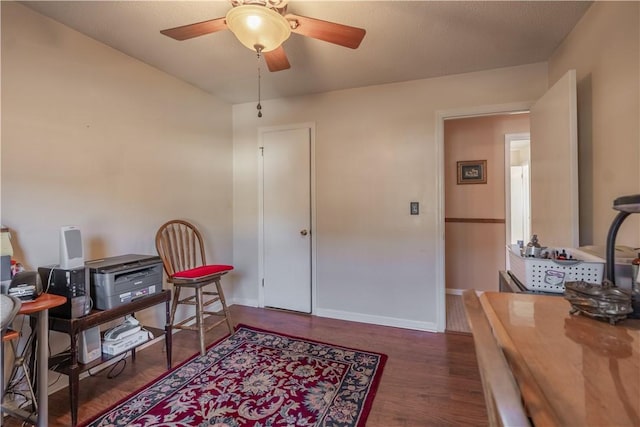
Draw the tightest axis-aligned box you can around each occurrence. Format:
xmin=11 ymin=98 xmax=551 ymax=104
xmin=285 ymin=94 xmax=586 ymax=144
xmin=457 ymin=160 xmax=487 ymax=184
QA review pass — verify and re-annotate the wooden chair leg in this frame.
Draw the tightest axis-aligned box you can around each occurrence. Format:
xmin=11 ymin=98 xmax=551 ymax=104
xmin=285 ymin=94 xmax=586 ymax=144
xmin=170 ymin=285 xmax=182 ymax=326
xmin=215 ymin=279 xmax=234 ymax=334
xmin=195 ymin=287 xmax=206 ymax=356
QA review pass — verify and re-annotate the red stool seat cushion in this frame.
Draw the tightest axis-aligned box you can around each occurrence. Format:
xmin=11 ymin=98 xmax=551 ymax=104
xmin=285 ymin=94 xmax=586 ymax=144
xmin=172 ymin=265 xmax=234 ymax=280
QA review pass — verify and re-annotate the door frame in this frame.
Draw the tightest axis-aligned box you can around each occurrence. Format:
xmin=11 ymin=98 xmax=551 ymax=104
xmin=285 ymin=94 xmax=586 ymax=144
xmin=504 ymin=132 xmax=531 ymax=269
xmin=435 ymin=102 xmax=532 ymax=332
xmin=257 ymin=122 xmax=317 ymax=313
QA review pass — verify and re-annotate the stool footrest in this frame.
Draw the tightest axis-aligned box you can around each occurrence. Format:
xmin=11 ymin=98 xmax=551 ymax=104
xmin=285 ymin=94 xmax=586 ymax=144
xmin=177 ymin=293 xmax=221 ymax=306
xmin=173 ymin=316 xmax=228 ymax=333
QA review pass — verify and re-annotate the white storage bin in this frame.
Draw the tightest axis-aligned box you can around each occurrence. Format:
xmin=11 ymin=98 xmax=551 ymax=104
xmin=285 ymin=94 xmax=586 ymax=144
xmin=508 ymin=247 xmax=605 ymax=293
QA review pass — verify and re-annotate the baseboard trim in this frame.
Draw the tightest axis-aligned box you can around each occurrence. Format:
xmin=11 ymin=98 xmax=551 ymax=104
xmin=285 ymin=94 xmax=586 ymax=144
xmin=228 ymin=300 xmax=438 ymax=332
xmin=229 ymin=297 xmax=258 ymax=307
xmin=446 ymin=288 xmax=484 ymax=296
xmin=314 ymin=308 xmax=438 ymax=332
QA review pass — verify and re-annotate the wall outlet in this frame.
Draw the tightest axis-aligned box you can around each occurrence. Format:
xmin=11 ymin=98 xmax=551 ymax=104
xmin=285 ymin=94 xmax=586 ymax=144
xmin=410 ymin=202 xmax=419 ymax=215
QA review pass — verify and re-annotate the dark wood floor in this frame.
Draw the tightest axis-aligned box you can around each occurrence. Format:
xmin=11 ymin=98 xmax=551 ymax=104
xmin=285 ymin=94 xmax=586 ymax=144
xmin=6 ymin=305 xmax=488 ymax=426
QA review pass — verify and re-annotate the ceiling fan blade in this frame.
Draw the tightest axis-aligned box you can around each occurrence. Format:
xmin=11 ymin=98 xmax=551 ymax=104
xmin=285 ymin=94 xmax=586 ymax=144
xmin=160 ymin=17 xmax=227 ymax=41
xmin=286 ymin=14 xmax=366 ymax=49
xmin=264 ymin=46 xmax=291 ymax=72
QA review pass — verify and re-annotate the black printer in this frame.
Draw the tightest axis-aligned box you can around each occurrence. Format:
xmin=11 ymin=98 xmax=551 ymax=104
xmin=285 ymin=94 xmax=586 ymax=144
xmin=85 ymin=254 xmax=163 ymax=310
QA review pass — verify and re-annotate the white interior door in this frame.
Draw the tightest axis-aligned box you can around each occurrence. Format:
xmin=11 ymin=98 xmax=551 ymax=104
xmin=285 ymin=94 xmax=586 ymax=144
xmin=509 ymin=164 xmax=531 ymax=245
xmin=260 ymin=127 xmax=312 ymax=313
xmin=511 ymin=166 xmax=526 ymax=244
xmin=530 ymin=69 xmax=579 ymax=248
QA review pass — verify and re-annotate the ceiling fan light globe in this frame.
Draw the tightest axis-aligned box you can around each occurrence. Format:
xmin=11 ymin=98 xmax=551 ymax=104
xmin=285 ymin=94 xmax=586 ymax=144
xmin=226 ymin=5 xmax=291 ymax=52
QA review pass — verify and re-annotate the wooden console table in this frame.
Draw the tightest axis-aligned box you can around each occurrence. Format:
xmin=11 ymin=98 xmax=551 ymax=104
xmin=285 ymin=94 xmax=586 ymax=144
xmin=480 ymin=291 xmax=639 ymax=426
xmin=48 ymin=290 xmax=172 ymax=427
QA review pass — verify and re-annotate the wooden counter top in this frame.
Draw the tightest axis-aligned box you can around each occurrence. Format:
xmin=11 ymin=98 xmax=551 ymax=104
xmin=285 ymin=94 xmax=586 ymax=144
xmin=480 ymin=292 xmax=640 ymax=426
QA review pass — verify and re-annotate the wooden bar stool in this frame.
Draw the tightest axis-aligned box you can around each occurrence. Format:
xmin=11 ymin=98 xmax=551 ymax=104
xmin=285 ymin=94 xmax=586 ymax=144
xmin=155 ymin=220 xmax=234 ymax=356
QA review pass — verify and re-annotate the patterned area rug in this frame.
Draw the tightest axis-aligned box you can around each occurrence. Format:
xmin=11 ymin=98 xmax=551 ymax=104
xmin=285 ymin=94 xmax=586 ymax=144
xmin=83 ymin=324 xmax=387 ymax=427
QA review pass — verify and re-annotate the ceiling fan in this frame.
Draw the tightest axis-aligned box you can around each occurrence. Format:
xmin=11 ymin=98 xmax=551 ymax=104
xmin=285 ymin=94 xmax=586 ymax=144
xmin=160 ymin=0 xmax=366 ymax=72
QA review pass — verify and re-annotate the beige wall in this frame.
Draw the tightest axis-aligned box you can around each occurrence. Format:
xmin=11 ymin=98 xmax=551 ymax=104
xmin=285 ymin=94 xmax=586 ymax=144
xmin=5 ymin=1 xmax=634 ymax=337
xmin=1 ymin=3 xmax=233 ymax=327
xmin=548 ymin=1 xmax=640 ymax=247
xmin=232 ymin=64 xmax=548 ymax=330
xmin=444 ymin=114 xmax=530 ymax=292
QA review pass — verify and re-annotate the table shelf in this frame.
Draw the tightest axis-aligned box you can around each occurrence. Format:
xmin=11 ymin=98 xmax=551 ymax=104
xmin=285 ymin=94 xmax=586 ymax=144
xmin=48 ymin=325 xmax=165 ymax=376
xmin=47 ymin=290 xmax=172 ymax=427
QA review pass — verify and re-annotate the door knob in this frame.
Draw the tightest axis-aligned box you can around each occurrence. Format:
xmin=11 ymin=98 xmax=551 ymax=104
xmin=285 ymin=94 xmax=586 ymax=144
xmin=300 ymin=229 xmax=309 ymax=236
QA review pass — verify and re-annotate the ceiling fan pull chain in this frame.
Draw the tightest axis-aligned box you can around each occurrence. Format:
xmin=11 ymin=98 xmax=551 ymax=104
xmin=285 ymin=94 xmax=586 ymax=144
xmin=256 ymin=48 xmax=263 ymax=118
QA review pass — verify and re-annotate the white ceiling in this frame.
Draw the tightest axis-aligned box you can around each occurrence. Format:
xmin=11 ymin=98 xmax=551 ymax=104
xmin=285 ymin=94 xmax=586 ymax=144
xmin=21 ymin=1 xmax=592 ymax=104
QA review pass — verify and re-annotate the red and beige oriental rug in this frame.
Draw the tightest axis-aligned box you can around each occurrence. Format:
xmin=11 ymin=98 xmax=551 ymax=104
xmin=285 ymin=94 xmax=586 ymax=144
xmin=83 ymin=324 xmax=387 ymax=427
